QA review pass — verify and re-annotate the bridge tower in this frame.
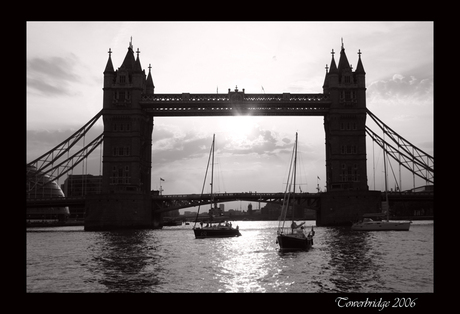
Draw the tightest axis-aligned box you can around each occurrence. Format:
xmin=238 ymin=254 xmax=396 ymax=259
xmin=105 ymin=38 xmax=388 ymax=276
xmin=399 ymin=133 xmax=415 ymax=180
xmin=319 ymin=43 xmax=380 ymax=225
xmin=85 ymin=40 xmax=157 ymax=230
xmin=323 ymin=43 xmax=368 ymax=191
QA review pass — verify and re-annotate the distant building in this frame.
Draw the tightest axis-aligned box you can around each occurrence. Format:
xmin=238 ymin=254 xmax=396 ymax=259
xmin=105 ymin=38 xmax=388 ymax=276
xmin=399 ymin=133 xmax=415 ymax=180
xmin=62 ymin=174 xmax=102 ymax=196
xmin=164 ymin=209 xmax=180 ymax=218
xmin=61 ymin=174 xmax=102 ymax=219
xmin=261 ymin=203 xmax=281 ymax=220
xmin=260 ymin=202 xmax=316 ymax=220
xmin=405 ymin=185 xmax=434 ymax=193
xmin=26 ymin=165 xmax=69 ymax=221
xmin=247 ymin=203 xmax=253 ymax=215
xmin=209 ymin=204 xmax=225 ymax=217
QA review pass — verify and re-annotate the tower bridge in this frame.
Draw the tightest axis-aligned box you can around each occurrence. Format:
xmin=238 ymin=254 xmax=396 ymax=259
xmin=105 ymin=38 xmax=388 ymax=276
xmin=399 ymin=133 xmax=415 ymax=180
xmin=27 ymin=40 xmax=433 ymax=230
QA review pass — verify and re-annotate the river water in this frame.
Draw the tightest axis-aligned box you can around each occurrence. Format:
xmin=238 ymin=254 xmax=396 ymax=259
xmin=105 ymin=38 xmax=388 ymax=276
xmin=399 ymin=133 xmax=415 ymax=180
xmin=26 ymin=220 xmax=433 ymax=293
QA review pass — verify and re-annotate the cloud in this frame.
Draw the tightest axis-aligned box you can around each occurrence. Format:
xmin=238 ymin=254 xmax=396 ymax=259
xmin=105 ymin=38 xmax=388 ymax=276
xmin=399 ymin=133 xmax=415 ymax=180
xmin=28 ymin=77 xmax=69 ymax=96
xmin=152 ymin=128 xmax=211 ymax=164
xmin=27 ymin=54 xmax=82 ymax=96
xmin=27 ymin=124 xmax=103 ymax=153
xmin=367 ymin=73 xmax=433 ymax=106
xmin=151 ymin=124 xmax=296 ymax=168
xmin=221 ymin=127 xmax=294 ymax=157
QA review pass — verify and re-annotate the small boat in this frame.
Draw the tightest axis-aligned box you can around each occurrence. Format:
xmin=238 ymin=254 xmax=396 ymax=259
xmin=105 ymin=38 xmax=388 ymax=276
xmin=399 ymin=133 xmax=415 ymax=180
xmin=277 ymin=222 xmax=315 ymax=251
xmin=194 ymin=219 xmax=241 ymax=238
xmin=351 ymin=217 xmax=410 ymax=231
xmin=352 ymin=142 xmax=410 ymax=231
xmin=192 ymin=134 xmax=241 ymax=239
xmin=276 ymin=133 xmax=315 ymax=251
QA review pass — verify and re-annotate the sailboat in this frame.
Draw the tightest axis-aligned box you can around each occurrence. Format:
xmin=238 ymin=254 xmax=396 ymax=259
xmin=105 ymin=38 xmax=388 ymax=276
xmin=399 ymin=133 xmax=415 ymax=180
xmin=276 ymin=133 xmax=315 ymax=251
xmin=193 ymin=134 xmax=241 ymax=239
xmin=352 ymin=138 xmax=411 ymax=231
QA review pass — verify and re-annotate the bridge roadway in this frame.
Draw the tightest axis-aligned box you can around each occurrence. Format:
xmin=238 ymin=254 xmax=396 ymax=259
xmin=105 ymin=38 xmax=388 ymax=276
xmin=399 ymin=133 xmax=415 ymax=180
xmin=26 ymin=191 xmax=433 ymax=212
xmin=24 ymin=192 xmax=319 ymax=211
xmin=152 ymin=192 xmax=320 ymax=213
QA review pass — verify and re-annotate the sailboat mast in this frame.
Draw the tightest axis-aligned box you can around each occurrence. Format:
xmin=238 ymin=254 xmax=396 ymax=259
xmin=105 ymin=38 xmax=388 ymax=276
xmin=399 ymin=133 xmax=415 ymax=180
xmin=383 ymin=133 xmax=389 ymax=221
xmin=291 ymin=132 xmax=298 ymax=224
xmin=193 ymin=134 xmax=214 ymax=228
xmin=278 ymin=133 xmax=296 ymax=232
xmin=210 ymin=134 xmax=215 ymax=209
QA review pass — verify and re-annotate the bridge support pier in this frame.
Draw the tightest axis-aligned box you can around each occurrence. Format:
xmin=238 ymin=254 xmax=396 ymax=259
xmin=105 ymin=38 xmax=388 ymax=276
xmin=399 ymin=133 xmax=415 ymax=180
xmin=316 ymin=190 xmax=381 ymax=226
xmin=84 ymin=193 xmax=159 ymax=231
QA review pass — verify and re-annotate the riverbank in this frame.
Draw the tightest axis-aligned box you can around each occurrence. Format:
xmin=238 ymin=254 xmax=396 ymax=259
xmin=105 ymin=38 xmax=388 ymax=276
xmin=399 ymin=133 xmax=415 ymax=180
xmin=27 ymin=220 xmax=84 ymax=228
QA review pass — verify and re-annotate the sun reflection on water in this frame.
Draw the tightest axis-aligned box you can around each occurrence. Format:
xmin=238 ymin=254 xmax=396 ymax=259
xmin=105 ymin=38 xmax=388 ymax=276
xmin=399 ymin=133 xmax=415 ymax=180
xmin=211 ymin=229 xmax=275 ymax=292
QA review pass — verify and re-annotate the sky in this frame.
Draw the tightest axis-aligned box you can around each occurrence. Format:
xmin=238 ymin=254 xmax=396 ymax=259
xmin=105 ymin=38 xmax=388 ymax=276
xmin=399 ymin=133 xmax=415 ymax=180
xmin=26 ymin=22 xmax=433 ymax=211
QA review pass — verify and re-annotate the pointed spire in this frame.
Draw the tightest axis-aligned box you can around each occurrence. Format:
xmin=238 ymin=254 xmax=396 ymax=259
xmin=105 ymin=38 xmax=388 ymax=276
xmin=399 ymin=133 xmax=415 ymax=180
xmin=104 ymin=48 xmax=114 ymax=73
xmin=355 ymin=49 xmax=365 ymax=74
xmin=323 ymin=64 xmax=330 ymax=89
xmin=337 ymin=41 xmax=351 ymax=73
xmin=146 ymin=63 xmax=155 ymax=94
xmin=120 ymin=43 xmax=136 ymax=70
xmin=328 ymin=49 xmax=338 ymax=74
xmin=134 ymin=48 xmax=142 ymax=72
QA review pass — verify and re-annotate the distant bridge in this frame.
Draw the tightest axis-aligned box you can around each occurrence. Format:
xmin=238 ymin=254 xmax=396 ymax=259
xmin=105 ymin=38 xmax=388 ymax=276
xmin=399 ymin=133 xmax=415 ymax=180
xmin=25 ymin=192 xmax=320 ymax=212
xmin=26 ymin=190 xmax=433 ymax=213
xmin=151 ymin=192 xmax=320 ymax=213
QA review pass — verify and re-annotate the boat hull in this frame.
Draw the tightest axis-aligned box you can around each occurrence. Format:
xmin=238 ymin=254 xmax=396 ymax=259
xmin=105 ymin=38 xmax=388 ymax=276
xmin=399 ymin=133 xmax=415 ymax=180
xmin=277 ymin=234 xmax=313 ymax=251
xmin=194 ymin=228 xmax=241 ymax=239
xmin=351 ymin=221 xmax=411 ymax=231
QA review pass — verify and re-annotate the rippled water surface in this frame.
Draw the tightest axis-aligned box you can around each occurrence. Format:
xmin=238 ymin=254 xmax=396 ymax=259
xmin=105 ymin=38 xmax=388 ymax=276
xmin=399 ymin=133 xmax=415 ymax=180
xmin=27 ymin=221 xmax=433 ymax=292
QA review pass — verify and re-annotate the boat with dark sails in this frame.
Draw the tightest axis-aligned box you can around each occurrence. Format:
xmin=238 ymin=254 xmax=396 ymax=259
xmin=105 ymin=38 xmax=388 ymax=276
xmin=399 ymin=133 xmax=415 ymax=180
xmin=193 ymin=134 xmax=241 ymax=239
xmin=276 ymin=133 xmax=314 ymax=251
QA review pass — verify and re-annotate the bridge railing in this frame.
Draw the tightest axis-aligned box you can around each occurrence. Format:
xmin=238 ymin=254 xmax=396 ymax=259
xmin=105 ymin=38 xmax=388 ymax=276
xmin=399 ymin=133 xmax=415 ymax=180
xmin=151 ymin=192 xmax=290 ymax=199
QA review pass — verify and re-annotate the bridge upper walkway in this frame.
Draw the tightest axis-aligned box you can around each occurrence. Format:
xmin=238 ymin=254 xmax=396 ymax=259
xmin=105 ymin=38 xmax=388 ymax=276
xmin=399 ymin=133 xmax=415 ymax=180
xmin=139 ymin=93 xmax=331 ymax=116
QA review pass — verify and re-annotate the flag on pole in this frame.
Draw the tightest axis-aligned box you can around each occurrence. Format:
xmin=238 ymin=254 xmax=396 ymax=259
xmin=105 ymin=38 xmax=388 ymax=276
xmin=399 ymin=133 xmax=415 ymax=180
xmin=317 ymin=176 xmax=320 ymax=180
xmin=261 ymin=86 xmax=265 ymax=93
xmin=160 ymin=178 xmax=165 ymax=182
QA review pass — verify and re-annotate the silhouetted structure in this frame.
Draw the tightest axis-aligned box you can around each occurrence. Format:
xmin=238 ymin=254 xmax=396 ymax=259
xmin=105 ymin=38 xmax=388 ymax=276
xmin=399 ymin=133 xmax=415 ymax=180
xmin=84 ymin=40 xmax=391 ymax=230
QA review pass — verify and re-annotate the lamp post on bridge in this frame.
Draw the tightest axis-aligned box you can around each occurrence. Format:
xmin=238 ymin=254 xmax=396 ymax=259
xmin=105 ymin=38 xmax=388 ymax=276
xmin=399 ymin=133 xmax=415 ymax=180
xmin=160 ymin=178 xmax=165 ymax=195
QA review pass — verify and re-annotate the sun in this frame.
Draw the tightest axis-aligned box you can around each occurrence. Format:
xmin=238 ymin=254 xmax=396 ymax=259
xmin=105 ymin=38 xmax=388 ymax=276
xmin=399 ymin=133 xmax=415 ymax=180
xmin=222 ymin=116 xmax=259 ymax=144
